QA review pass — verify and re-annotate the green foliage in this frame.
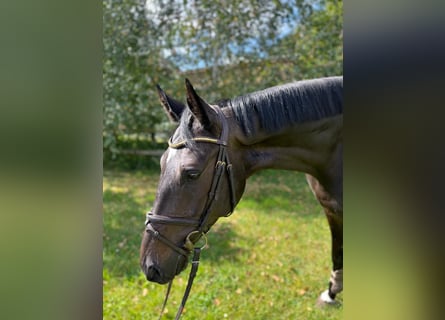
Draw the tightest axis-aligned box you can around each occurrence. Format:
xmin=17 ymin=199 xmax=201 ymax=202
xmin=103 ymin=0 xmax=343 ymax=161
xmin=103 ymin=136 xmax=166 ymax=170
xmin=103 ymin=168 xmax=342 ymax=319
xmin=103 ymin=0 xmax=183 ymax=154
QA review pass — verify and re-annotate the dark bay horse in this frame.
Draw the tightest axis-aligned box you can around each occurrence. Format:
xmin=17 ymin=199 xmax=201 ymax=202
xmin=140 ymin=76 xmax=343 ymax=308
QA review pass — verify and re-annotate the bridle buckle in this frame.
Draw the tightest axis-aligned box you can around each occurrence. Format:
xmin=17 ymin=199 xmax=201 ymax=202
xmin=184 ymin=230 xmax=208 ymax=252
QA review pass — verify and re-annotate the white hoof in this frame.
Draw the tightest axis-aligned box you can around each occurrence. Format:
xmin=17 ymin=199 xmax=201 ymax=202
xmin=320 ymin=290 xmax=335 ymax=304
xmin=316 ymin=289 xmax=339 ymax=307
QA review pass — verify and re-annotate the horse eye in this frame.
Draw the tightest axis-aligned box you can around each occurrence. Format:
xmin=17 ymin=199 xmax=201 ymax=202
xmin=186 ymin=170 xmax=201 ymax=180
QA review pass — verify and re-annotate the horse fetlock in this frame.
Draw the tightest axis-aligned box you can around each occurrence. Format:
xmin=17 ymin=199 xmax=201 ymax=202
xmin=329 ymin=269 xmax=343 ymax=294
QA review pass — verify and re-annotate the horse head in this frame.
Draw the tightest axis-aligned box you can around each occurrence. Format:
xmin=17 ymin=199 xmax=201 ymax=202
xmin=140 ymin=79 xmax=247 ymax=284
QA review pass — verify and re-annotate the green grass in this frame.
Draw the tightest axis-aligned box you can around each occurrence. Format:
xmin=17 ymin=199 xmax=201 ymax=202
xmin=103 ymin=168 xmax=342 ymax=319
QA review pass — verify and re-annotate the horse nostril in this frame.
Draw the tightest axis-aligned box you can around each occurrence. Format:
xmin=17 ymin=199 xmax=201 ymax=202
xmin=145 ymin=265 xmax=161 ymax=281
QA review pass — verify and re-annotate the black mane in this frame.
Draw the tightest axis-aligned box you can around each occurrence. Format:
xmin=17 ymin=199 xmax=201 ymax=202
xmin=223 ymin=76 xmax=343 ymax=136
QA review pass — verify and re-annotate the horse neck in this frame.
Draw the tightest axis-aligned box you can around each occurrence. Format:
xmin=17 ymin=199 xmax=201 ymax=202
xmin=235 ymin=114 xmax=343 ymax=180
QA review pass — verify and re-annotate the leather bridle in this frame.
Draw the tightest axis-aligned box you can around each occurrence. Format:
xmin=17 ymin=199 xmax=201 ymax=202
xmin=145 ymin=105 xmax=237 ymax=320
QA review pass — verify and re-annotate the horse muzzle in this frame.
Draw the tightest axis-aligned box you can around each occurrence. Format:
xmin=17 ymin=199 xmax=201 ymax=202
xmin=143 ymin=264 xmax=167 ymax=284
xmin=141 ymin=255 xmax=189 ymax=284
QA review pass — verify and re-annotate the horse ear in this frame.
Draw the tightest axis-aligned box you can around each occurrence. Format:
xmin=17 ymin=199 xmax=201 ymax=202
xmin=185 ymin=78 xmax=212 ymax=128
xmin=156 ymin=84 xmax=185 ymax=122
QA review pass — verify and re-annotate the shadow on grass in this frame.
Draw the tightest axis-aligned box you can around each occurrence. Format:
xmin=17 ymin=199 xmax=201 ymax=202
xmin=198 ymin=171 xmax=324 ymax=267
xmin=240 ymin=170 xmax=322 ymax=218
xmin=204 ymin=221 xmax=247 ymax=264
xmin=103 ymin=168 xmax=326 ymax=280
xmin=103 ymin=187 xmax=246 ymax=279
xmin=103 ymin=189 xmax=145 ymax=279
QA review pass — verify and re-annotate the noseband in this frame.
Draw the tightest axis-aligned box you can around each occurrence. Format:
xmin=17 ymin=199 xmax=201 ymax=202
xmin=145 ymin=105 xmax=236 ymax=319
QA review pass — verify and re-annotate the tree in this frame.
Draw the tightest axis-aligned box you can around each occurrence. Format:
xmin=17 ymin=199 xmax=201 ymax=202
xmin=173 ymin=0 xmax=342 ymax=100
xmin=103 ymin=0 xmax=180 ymax=155
xmin=103 ymin=0 xmax=343 ymax=157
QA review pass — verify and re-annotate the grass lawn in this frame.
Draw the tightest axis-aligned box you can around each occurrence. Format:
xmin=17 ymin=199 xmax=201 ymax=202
xmin=103 ymin=167 xmax=342 ymax=319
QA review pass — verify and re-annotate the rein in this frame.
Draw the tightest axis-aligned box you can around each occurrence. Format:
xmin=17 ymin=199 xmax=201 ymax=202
xmin=145 ymin=106 xmax=236 ymax=319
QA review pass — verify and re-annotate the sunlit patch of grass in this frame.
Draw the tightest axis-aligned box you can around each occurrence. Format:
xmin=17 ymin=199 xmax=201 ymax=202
xmin=103 ymin=168 xmax=342 ymax=319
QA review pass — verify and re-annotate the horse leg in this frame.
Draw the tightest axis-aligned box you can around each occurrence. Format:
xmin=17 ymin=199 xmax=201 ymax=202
xmin=305 ymin=174 xmax=343 ymax=305
xmin=319 ymin=209 xmax=343 ymax=305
